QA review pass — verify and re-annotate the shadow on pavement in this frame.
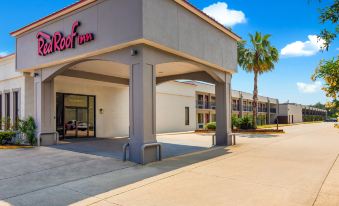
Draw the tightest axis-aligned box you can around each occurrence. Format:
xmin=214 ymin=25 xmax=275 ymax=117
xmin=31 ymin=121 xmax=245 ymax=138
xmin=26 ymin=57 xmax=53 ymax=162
xmin=0 ymin=137 xmax=231 ymax=206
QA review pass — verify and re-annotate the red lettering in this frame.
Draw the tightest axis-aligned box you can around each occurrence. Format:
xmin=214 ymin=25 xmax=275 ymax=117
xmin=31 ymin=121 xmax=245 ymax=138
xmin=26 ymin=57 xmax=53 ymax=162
xmin=36 ymin=21 xmax=94 ymax=56
xmin=60 ymin=37 xmax=66 ymax=50
xmin=53 ymin=32 xmax=62 ymax=51
xmin=85 ymin=33 xmax=93 ymax=41
xmin=65 ymin=36 xmax=72 ymax=48
xmin=37 ymin=38 xmax=45 ymax=56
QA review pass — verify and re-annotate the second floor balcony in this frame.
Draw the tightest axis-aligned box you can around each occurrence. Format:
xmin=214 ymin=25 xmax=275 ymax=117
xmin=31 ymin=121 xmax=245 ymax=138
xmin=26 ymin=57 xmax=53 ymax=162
xmin=196 ymin=101 xmax=216 ymax=110
xmin=270 ymin=108 xmax=277 ymax=113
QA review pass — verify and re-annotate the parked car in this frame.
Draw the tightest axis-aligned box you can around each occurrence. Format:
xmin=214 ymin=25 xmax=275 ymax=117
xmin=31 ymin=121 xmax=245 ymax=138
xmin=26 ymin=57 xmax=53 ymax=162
xmin=77 ymin=122 xmax=88 ymax=131
xmin=325 ymin=118 xmax=338 ymax=122
xmin=65 ymin=120 xmax=77 ymax=130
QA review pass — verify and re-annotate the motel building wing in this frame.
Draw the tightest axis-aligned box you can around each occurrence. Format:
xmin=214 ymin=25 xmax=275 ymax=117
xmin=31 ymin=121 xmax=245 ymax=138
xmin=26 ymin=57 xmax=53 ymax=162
xmin=8 ymin=0 xmax=240 ymax=164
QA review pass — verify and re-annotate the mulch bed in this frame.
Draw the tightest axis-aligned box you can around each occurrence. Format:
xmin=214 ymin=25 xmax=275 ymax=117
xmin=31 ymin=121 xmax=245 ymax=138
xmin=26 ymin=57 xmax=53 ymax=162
xmin=195 ymin=129 xmax=284 ymax=134
xmin=0 ymin=145 xmax=33 ymax=149
xmin=232 ymin=129 xmax=284 ymax=133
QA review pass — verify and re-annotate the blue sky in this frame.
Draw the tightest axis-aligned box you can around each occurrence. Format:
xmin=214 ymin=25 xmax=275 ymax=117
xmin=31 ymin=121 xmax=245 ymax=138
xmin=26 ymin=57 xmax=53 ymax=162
xmin=0 ymin=0 xmax=338 ymax=105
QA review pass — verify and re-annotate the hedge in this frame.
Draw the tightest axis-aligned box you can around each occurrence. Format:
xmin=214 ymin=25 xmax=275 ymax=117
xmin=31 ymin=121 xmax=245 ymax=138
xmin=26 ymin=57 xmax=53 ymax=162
xmin=0 ymin=131 xmax=16 ymax=145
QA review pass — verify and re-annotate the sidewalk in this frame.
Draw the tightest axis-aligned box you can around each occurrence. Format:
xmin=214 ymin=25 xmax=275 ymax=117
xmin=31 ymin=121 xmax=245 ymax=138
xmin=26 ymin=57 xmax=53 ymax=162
xmin=71 ymin=123 xmax=339 ymax=206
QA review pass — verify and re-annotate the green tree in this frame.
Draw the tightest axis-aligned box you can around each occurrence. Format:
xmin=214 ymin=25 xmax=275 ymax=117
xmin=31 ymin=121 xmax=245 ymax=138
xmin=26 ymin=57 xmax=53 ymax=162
xmin=238 ymin=32 xmax=279 ymax=128
xmin=18 ymin=116 xmax=37 ymax=146
xmin=317 ymin=0 xmax=339 ymax=50
xmin=312 ymin=56 xmax=339 ymax=114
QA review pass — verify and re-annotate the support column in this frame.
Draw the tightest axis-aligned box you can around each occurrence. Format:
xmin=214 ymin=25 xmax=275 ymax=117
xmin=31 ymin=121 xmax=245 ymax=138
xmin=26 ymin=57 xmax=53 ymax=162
xmin=9 ymin=91 xmax=14 ymax=127
xmin=267 ymin=99 xmax=271 ymax=124
xmin=239 ymin=93 xmax=244 ymax=118
xmin=1 ymin=93 xmax=5 ymax=130
xmin=215 ymin=74 xmax=232 ymax=146
xmin=34 ymin=70 xmax=55 ymax=146
xmin=129 ymin=62 xmax=157 ymax=164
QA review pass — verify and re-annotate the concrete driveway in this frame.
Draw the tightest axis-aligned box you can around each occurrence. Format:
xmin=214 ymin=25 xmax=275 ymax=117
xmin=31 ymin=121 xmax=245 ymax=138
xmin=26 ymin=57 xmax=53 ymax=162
xmin=0 ymin=123 xmax=338 ymax=206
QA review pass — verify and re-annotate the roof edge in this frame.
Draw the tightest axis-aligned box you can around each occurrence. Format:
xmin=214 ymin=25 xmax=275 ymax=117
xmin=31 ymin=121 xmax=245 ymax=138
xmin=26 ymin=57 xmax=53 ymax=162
xmin=174 ymin=0 xmax=242 ymax=41
xmin=0 ymin=53 xmax=15 ymax=61
xmin=10 ymin=0 xmax=97 ymax=37
xmin=11 ymin=0 xmax=241 ymax=42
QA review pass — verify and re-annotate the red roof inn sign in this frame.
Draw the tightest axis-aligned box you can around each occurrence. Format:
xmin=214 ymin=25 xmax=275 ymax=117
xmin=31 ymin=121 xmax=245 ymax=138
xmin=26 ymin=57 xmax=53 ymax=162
xmin=36 ymin=21 xmax=94 ymax=56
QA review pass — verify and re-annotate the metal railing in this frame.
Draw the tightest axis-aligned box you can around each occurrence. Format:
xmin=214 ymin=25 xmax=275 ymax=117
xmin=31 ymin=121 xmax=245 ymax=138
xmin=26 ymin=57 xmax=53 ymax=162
xmin=123 ymin=142 xmax=162 ymax=164
xmin=212 ymin=133 xmax=237 ymax=146
xmin=270 ymin=108 xmax=277 ymax=113
xmin=141 ymin=143 xmax=162 ymax=165
xmin=196 ymin=101 xmax=216 ymax=109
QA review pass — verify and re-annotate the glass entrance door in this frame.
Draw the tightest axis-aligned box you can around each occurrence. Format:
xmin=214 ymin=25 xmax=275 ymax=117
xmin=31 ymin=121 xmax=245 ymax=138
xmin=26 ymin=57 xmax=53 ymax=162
xmin=56 ymin=93 xmax=96 ymax=139
xmin=64 ymin=107 xmax=89 ymax=138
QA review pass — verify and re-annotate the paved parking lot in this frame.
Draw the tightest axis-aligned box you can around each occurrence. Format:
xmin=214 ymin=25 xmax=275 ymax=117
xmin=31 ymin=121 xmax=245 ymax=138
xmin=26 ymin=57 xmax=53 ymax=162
xmin=0 ymin=132 xmax=215 ymax=206
xmin=0 ymin=123 xmax=338 ymax=206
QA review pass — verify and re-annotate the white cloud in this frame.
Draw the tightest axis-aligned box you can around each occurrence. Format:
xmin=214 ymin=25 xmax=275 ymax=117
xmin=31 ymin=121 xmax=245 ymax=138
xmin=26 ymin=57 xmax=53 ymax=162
xmin=0 ymin=51 xmax=9 ymax=57
xmin=336 ymin=48 xmax=339 ymax=51
xmin=281 ymin=35 xmax=325 ymax=57
xmin=297 ymin=81 xmax=322 ymax=93
xmin=202 ymin=2 xmax=246 ymax=27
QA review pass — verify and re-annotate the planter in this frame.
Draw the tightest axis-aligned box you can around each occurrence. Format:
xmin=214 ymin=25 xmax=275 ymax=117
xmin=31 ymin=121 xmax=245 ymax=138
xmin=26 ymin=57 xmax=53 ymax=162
xmin=195 ymin=129 xmax=215 ymax=133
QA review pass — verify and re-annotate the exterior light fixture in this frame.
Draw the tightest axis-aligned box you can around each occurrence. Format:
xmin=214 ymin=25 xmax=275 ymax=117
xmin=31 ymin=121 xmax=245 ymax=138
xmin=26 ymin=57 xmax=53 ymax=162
xmin=131 ymin=49 xmax=138 ymax=56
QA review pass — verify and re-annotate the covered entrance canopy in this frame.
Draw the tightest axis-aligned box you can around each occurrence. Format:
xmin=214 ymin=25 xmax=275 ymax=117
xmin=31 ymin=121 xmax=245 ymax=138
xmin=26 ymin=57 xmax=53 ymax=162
xmin=11 ymin=0 xmax=240 ymax=164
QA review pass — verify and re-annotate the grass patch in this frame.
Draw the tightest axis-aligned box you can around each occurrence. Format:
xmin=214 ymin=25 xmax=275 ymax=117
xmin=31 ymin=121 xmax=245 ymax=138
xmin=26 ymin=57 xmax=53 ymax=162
xmin=257 ymin=121 xmax=324 ymax=129
xmin=238 ymin=131 xmax=285 ymax=134
xmin=257 ymin=124 xmax=292 ymax=129
xmin=0 ymin=145 xmax=33 ymax=149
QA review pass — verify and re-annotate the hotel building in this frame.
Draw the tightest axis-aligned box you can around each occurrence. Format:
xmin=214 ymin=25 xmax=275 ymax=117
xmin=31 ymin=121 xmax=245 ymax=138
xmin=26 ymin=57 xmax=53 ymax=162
xmin=3 ymin=0 xmax=242 ymax=163
xmin=278 ymin=103 xmax=327 ymax=124
xmin=0 ymin=0 xmax=327 ymax=163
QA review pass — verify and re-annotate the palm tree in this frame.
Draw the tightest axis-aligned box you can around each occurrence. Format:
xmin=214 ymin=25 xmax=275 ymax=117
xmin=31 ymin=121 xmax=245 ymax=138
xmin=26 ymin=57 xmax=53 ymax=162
xmin=238 ymin=32 xmax=279 ymax=128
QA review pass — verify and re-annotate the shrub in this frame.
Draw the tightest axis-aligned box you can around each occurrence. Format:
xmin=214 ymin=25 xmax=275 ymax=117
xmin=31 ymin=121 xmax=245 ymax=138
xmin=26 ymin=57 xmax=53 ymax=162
xmin=205 ymin=122 xmax=216 ymax=130
xmin=0 ymin=131 xmax=16 ymax=145
xmin=232 ymin=115 xmax=241 ymax=129
xmin=18 ymin=116 xmax=37 ymax=146
xmin=239 ymin=116 xmax=254 ymax=130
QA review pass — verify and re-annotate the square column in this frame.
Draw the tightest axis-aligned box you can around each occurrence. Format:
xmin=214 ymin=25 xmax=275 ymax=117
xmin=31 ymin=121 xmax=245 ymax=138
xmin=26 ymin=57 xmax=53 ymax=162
xmin=9 ymin=92 xmax=14 ymax=127
xmin=215 ymin=74 xmax=232 ymax=146
xmin=267 ymin=99 xmax=271 ymax=124
xmin=239 ymin=93 xmax=244 ymax=118
xmin=129 ymin=63 xmax=157 ymax=164
xmin=34 ymin=71 xmax=55 ymax=146
xmin=1 ymin=93 xmax=5 ymax=130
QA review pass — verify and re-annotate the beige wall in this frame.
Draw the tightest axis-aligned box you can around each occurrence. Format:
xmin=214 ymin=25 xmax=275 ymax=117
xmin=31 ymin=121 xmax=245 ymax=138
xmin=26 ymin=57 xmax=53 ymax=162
xmin=54 ymin=77 xmax=196 ymax=137
xmin=0 ymin=56 xmax=34 ymax=119
xmin=55 ymin=76 xmax=130 ymax=137
xmin=156 ymin=81 xmax=196 ymax=133
xmin=279 ymin=104 xmax=303 ymax=123
xmin=143 ymin=0 xmax=237 ymax=72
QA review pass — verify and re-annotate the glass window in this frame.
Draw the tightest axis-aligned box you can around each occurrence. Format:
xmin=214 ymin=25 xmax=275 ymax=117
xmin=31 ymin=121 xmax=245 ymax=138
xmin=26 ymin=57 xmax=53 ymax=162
xmin=185 ymin=107 xmax=190 ymax=125
xmin=88 ymin=96 xmax=95 ymax=136
xmin=13 ymin=91 xmax=19 ymax=129
xmin=232 ymin=99 xmax=237 ymax=111
xmin=211 ymin=114 xmax=216 ymax=122
xmin=5 ymin=93 xmax=10 ymax=130
xmin=57 ymin=93 xmax=96 ymax=139
xmin=64 ymin=95 xmax=88 ymax=107
xmin=243 ymin=101 xmax=247 ymax=111
xmin=198 ymin=113 xmax=204 ymax=124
